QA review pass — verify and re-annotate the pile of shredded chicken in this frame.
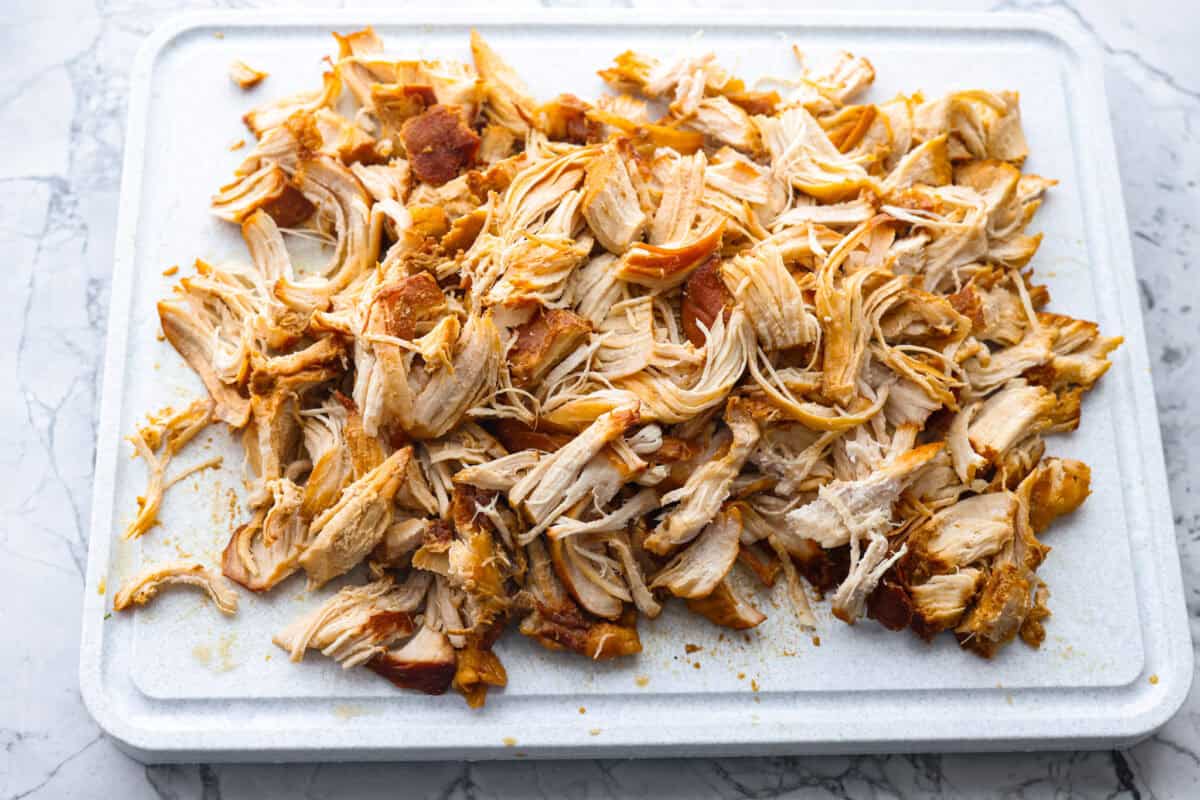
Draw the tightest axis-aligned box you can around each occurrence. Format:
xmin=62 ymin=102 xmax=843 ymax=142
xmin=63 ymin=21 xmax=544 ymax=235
xmin=115 ymin=28 xmax=1122 ymax=705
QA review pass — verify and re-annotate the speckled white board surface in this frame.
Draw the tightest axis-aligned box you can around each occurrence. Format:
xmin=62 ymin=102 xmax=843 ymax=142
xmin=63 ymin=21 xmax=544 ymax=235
xmin=80 ymin=10 xmax=1191 ymax=762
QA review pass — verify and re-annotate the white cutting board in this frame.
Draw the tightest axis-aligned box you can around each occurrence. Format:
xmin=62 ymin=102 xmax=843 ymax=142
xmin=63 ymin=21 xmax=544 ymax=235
xmin=80 ymin=9 xmax=1192 ymax=761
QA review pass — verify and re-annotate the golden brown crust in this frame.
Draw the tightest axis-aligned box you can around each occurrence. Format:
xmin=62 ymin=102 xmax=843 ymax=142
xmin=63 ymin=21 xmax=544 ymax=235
xmin=539 ymin=94 xmax=602 ymax=144
xmin=1027 ymin=458 xmax=1091 ymax=533
xmin=490 ymin=419 xmax=573 ymax=453
xmin=368 ymin=272 xmax=447 ymax=340
xmin=725 ymin=90 xmax=780 ymax=117
xmin=402 ymin=104 xmax=481 ymax=185
xmin=368 ymin=652 xmax=457 ymax=694
xmin=508 ymin=308 xmax=592 ymax=388
xmin=681 ymin=257 xmax=732 ymax=347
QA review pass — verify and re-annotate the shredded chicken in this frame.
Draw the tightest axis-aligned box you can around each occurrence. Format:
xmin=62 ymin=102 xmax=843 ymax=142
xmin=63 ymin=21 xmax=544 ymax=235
xmin=126 ymin=30 xmax=1120 ymax=704
xmin=124 ymin=399 xmax=219 ymax=539
xmin=114 ymin=561 xmax=239 ymax=616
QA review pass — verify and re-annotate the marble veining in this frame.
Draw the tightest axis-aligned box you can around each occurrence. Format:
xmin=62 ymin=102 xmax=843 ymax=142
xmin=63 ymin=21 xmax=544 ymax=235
xmin=2 ymin=0 xmax=1198 ymax=797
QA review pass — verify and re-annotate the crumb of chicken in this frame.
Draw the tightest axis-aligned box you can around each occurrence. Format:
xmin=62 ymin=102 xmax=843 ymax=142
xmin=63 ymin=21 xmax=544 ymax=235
xmin=229 ymin=60 xmax=268 ymax=90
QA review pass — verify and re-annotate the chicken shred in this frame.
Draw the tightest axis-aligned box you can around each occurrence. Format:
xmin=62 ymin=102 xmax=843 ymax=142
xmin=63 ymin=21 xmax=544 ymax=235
xmin=114 ymin=561 xmax=239 ymax=616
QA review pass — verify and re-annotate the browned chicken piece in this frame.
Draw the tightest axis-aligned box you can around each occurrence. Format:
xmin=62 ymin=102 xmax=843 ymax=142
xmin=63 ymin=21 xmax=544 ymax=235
xmin=909 ymin=491 xmax=1019 ymax=574
xmin=221 ymin=479 xmax=309 ymax=592
xmin=1026 ymin=313 xmax=1123 ymax=391
xmin=1026 ymin=457 xmax=1091 ymax=533
xmin=299 ymin=447 xmax=413 ymax=587
xmin=283 ymin=107 xmax=382 ymax=166
xmin=687 ymin=578 xmax=767 ymax=630
xmin=242 ymin=71 xmax=340 ymax=137
xmin=211 ymin=165 xmax=314 ymax=225
xmin=967 ymin=380 xmax=1059 ymax=463
xmin=372 ymin=83 xmax=438 ymax=132
xmin=470 ymin=30 xmax=537 ymax=136
xmin=368 ymin=625 xmax=458 ymax=694
xmin=453 ymin=642 xmax=508 ymax=708
xmin=369 ymin=271 xmax=448 ymax=340
xmin=508 ymin=308 xmax=592 ymax=388
xmin=401 ymin=105 xmax=481 ymax=186
xmin=615 ymin=217 xmax=725 ymax=290
xmin=910 ymin=569 xmax=983 ymax=638
xmin=157 ymin=300 xmax=251 ymax=428
xmin=539 ymin=94 xmax=602 ymax=144
xmin=519 ymin=539 xmax=642 ymax=659
xmin=681 ymin=257 xmax=732 ymax=347
xmin=954 ymin=561 xmax=1035 ymax=657
xmin=443 ymin=485 xmax=513 ymax=631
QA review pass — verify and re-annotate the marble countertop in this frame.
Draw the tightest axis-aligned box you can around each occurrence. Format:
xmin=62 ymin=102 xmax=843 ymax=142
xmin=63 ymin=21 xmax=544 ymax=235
xmin=3 ymin=0 xmax=1198 ymax=796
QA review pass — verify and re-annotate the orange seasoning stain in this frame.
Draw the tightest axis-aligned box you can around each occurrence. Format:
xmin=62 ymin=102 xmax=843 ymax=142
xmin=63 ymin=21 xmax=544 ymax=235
xmin=578 ymin=706 xmax=586 ymax=714
xmin=162 ymin=265 xmax=179 ymax=276
xmin=229 ymin=139 xmax=245 ymax=151
xmin=226 ymin=488 xmax=239 ymax=527
xmin=750 ymin=679 xmax=760 ymax=692
xmin=502 ymin=737 xmax=517 ymax=747
xmin=1149 ymin=674 xmax=1160 ymax=685
xmin=635 ymin=675 xmax=650 ymax=688
xmin=692 ymin=662 xmax=701 ymax=670
xmin=737 ymin=672 xmax=746 ymax=680
xmin=812 ymin=636 xmax=821 ymax=647
xmin=684 ymin=644 xmax=702 ymax=654
xmin=97 ymin=577 xmax=106 ymax=595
